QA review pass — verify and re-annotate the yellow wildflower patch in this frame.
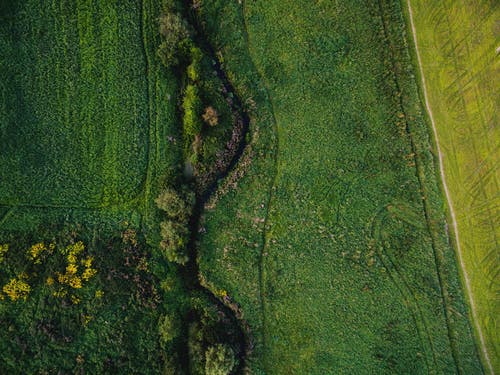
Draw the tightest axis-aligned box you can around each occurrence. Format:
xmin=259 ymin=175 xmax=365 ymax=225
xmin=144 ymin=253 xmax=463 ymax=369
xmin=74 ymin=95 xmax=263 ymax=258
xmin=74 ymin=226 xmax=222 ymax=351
xmin=66 ymin=264 xmax=78 ymax=275
xmin=52 ymin=288 xmax=67 ymax=298
xmin=68 ymin=276 xmax=82 ymax=289
xmin=3 ymin=275 xmax=31 ymax=301
xmin=28 ymin=242 xmax=47 ymax=263
xmin=81 ymin=256 xmax=93 ymax=268
xmin=70 ymin=295 xmax=81 ymax=305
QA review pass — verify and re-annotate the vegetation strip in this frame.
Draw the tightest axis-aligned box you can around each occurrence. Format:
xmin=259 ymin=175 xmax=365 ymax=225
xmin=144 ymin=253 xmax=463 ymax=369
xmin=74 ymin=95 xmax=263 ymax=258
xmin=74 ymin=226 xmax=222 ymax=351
xmin=406 ymin=1 xmax=494 ymax=372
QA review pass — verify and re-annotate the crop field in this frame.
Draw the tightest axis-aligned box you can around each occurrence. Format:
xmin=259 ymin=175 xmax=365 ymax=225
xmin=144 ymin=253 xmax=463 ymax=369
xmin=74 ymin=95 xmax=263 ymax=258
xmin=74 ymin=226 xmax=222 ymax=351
xmin=406 ymin=0 xmax=499 ymax=371
xmin=197 ymin=0 xmax=483 ymax=373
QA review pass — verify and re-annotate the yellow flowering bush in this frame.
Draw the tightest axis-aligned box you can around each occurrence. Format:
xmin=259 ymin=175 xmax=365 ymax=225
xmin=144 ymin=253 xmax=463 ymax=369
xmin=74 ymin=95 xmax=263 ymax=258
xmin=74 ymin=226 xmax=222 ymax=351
xmin=70 ymin=295 xmax=81 ymax=305
xmin=82 ymin=314 xmax=92 ymax=326
xmin=52 ymin=288 xmax=67 ymax=298
xmin=66 ymin=263 xmax=78 ymax=275
xmin=28 ymin=242 xmax=54 ymax=264
xmin=50 ymin=241 xmax=96 ymax=297
xmin=82 ymin=268 xmax=97 ymax=281
xmin=3 ymin=273 xmax=30 ymax=301
xmin=81 ymin=256 xmax=93 ymax=268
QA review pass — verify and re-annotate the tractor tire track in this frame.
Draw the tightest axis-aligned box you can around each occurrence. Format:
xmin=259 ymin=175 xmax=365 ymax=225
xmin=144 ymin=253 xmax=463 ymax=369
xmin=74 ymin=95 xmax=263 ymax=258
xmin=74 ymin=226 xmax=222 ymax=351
xmin=371 ymin=205 xmax=437 ymax=374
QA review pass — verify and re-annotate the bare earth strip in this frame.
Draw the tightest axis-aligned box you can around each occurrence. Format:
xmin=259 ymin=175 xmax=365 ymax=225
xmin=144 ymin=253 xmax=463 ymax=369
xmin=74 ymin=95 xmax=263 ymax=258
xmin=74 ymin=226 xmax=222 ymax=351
xmin=406 ymin=1 xmax=494 ymax=373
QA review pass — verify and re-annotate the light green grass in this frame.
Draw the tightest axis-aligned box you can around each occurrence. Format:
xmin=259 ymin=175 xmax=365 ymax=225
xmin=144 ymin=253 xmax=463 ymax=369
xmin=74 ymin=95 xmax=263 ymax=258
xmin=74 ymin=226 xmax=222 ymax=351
xmin=197 ymin=0 xmax=482 ymax=373
xmin=407 ymin=0 xmax=499 ymax=371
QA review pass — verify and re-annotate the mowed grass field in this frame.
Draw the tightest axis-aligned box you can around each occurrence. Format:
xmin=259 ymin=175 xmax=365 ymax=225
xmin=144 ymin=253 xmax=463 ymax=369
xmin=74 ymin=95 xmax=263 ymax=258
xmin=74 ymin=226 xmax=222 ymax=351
xmin=0 ymin=0 xmax=167 ymax=207
xmin=197 ymin=0 xmax=483 ymax=373
xmin=406 ymin=0 xmax=499 ymax=371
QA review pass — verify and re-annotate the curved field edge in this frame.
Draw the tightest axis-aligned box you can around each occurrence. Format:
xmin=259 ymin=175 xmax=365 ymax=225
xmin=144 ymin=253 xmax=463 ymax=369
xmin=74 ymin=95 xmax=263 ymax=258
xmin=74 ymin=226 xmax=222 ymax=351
xmin=403 ymin=0 xmax=499 ymax=372
xmin=197 ymin=0 xmax=482 ymax=373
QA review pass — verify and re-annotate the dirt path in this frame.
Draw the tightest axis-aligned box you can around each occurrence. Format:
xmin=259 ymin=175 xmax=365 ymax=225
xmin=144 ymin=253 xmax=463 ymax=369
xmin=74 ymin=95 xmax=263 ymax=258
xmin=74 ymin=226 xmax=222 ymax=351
xmin=406 ymin=1 xmax=494 ymax=373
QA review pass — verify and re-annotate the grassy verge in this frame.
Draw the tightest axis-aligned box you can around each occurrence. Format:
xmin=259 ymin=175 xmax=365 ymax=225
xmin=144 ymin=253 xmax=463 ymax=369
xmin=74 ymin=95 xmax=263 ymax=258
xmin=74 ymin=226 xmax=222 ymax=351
xmin=404 ymin=0 xmax=499 ymax=371
xmin=197 ymin=0 xmax=482 ymax=373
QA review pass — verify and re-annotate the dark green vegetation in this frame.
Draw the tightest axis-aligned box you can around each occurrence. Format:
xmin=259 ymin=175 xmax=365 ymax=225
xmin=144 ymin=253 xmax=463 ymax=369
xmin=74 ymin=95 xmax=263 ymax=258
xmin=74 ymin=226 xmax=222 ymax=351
xmin=0 ymin=0 xmax=242 ymax=373
xmin=196 ymin=0 xmax=484 ymax=373
xmin=0 ymin=225 xmax=169 ymax=373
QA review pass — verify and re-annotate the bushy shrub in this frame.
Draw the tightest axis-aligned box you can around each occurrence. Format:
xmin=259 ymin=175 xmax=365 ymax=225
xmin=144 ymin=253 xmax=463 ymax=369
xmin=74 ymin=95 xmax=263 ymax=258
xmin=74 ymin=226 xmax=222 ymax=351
xmin=202 ymin=106 xmax=219 ymax=127
xmin=159 ymin=220 xmax=189 ymax=265
xmin=205 ymin=344 xmax=236 ymax=375
xmin=188 ymin=322 xmax=206 ymax=375
xmin=187 ymin=46 xmax=203 ymax=82
xmin=157 ymin=12 xmax=190 ymax=68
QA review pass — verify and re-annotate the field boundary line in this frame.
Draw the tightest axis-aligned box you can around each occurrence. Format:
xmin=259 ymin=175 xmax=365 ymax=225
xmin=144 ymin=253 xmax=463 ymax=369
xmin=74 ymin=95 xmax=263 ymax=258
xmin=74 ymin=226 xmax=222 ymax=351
xmin=0 ymin=207 xmax=15 ymax=229
xmin=139 ymin=0 xmax=155 ymax=221
xmin=371 ymin=206 xmax=436 ymax=372
xmin=406 ymin=1 xmax=493 ymax=373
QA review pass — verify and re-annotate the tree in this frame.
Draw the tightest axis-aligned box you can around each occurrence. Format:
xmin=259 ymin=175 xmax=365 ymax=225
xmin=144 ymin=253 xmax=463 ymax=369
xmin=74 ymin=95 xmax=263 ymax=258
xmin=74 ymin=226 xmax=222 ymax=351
xmin=202 ymin=106 xmax=219 ymax=127
xmin=157 ymin=12 xmax=190 ymax=68
xmin=183 ymin=84 xmax=203 ymax=139
xmin=158 ymin=314 xmax=179 ymax=347
xmin=159 ymin=221 xmax=189 ymax=265
xmin=205 ymin=344 xmax=236 ymax=375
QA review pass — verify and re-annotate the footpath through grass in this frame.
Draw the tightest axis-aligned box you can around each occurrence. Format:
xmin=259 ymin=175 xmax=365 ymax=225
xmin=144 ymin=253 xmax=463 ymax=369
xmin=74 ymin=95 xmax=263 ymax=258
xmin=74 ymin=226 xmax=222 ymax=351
xmin=196 ymin=0 xmax=483 ymax=373
xmin=406 ymin=1 xmax=499 ymax=371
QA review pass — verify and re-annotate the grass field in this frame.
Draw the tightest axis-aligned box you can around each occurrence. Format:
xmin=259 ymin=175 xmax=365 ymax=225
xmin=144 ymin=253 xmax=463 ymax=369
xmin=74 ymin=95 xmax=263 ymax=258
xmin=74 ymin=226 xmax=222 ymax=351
xmin=196 ymin=0 xmax=483 ymax=373
xmin=406 ymin=1 xmax=499 ymax=371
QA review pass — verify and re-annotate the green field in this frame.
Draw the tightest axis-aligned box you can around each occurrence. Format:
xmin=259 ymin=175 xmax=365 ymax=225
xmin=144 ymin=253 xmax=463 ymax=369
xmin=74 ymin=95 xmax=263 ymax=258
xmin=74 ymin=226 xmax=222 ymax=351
xmin=197 ymin=0 xmax=483 ymax=373
xmin=0 ymin=0 xmax=494 ymax=373
xmin=407 ymin=0 xmax=499 ymax=371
